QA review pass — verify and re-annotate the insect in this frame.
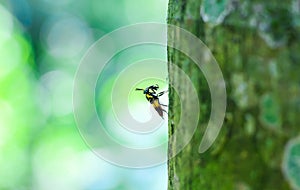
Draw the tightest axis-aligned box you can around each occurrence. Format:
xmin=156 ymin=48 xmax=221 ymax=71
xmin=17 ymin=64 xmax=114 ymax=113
xmin=135 ymin=84 xmax=168 ymax=119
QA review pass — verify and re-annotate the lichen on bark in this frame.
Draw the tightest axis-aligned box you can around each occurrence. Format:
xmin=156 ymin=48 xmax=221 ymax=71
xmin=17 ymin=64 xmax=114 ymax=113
xmin=167 ymin=0 xmax=300 ymax=189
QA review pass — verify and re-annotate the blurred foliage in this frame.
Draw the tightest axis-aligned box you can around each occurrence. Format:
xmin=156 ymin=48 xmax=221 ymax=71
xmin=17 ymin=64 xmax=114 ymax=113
xmin=0 ymin=0 xmax=168 ymax=189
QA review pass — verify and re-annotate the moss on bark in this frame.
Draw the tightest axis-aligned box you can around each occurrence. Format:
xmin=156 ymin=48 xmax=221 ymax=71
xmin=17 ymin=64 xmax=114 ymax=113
xmin=167 ymin=0 xmax=300 ymax=189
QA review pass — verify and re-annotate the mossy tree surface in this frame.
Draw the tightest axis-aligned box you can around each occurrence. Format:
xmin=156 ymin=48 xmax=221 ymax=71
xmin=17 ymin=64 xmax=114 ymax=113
xmin=167 ymin=0 xmax=300 ymax=189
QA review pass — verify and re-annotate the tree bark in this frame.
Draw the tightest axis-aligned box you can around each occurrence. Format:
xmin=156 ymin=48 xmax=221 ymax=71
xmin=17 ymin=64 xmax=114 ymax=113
xmin=168 ymin=0 xmax=300 ymax=189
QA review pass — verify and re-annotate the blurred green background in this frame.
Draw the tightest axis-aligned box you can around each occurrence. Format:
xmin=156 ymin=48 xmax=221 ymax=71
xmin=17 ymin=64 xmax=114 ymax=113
xmin=0 ymin=0 xmax=168 ymax=189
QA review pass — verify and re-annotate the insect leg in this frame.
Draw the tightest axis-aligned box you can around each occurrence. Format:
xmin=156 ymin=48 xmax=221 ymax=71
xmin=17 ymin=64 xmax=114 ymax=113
xmin=158 ymin=90 xmax=168 ymax=97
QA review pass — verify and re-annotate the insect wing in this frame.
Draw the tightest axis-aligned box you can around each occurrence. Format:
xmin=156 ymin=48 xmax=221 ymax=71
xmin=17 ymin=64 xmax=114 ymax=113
xmin=152 ymin=99 xmax=163 ymax=118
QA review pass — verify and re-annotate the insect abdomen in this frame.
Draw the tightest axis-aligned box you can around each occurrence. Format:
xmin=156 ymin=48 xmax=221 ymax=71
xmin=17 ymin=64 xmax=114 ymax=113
xmin=152 ymin=99 xmax=163 ymax=117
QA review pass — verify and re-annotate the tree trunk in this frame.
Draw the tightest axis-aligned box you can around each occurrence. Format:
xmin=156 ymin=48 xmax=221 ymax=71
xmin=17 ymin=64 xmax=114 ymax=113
xmin=167 ymin=0 xmax=300 ymax=189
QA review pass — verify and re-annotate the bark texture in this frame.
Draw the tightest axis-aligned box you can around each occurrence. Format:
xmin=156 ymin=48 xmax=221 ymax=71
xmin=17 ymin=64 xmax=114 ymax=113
xmin=168 ymin=0 xmax=300 ymax=189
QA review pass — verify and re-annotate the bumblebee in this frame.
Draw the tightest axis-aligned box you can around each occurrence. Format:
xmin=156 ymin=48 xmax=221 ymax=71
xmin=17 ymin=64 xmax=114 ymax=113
xmin=135 ymin=84 xmax=168 ymax=119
